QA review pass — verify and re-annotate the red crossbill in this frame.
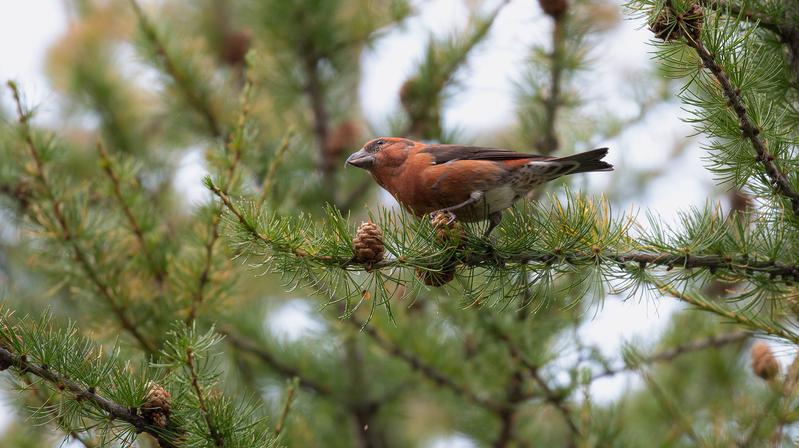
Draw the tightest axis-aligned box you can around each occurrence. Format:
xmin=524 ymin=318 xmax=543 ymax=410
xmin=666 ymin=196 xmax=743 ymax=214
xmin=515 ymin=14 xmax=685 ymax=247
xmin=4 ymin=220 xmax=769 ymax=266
xmin=346 ymin=137 xmax=612 ymax=235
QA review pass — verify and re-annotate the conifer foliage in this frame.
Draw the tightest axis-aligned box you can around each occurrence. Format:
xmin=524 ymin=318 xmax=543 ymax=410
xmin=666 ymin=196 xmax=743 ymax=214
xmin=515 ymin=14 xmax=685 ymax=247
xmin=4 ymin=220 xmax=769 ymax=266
xmin=1 ymin=0 xmax=799 ymax=446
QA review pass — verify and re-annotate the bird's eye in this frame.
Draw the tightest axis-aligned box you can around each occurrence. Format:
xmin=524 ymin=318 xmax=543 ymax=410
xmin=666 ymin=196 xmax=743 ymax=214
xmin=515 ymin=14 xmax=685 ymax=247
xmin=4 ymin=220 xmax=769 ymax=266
xmin=367 ymin=139 xmax=386 ymax=153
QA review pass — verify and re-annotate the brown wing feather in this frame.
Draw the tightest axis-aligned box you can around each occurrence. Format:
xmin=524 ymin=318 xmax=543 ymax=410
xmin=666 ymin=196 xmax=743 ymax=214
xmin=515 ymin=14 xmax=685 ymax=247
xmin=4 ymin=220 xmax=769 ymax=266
xmin=421 ymin=145 xmax=552 ymax=164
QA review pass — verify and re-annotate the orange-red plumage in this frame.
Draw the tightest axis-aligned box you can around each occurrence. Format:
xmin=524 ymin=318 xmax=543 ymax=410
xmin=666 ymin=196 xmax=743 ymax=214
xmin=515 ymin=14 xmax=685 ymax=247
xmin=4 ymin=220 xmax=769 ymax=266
xmin=346 ymin=137 xmax=613 ymax=234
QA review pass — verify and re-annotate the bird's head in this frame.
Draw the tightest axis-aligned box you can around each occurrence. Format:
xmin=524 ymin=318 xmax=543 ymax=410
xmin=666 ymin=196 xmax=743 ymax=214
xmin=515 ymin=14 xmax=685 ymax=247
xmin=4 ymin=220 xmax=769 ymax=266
xmin=345 ymin=137 xmax=414 ymax=172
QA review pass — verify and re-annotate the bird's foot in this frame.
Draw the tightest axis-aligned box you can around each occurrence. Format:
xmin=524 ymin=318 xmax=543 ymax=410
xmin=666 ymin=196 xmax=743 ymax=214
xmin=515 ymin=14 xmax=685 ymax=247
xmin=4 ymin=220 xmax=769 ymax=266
xmin=430 ymin=210 xmax=457 ymax=225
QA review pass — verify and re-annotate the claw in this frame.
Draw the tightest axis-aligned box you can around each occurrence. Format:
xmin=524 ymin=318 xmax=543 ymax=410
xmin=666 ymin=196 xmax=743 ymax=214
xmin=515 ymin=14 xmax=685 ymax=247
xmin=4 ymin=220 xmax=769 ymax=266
xmin=430 ymin=210 xmax=456 ymax=225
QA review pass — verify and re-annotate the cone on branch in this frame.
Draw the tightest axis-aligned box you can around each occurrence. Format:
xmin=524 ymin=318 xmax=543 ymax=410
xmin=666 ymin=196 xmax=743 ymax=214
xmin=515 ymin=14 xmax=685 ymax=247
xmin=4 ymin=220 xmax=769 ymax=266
xmin=220 ymin=29 xmax=252 ymax=67
xmin=650 ymin=3 xmax=703 ymax=42
xmin=430 ymin=211 xmax=465 ymax=247
xmin=751 ymin=342 xmax=779 ymax=381
xmin=539 ymin=0 xmax=568 ymax=18
xmin=141 ymin=382 xmax=172 ymax=428
xmin=415 ymin=264 xmax=456 ymax=287
xmin=353 ymin=221 xmax=385 ymax=265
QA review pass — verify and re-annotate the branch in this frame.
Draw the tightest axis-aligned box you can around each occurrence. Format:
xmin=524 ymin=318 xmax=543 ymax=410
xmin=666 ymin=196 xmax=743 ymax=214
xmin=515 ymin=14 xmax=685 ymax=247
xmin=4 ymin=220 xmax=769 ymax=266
xmin=222 ymin=330 xmax=333 ymax=396
xmin=678 ymin=6 xmax=799 ymax=215
xmin=127 ymin=0 xmax=223 ymax=139
xmin=485 ymin=321 xmax=580 ymax=439
xmin=186 ymin=347 xmax=224 ymax=447
xmin=274 ymin=378 xmax=298 ymax=437
xmin=699 ymin=0 xmax=781 ymax=33
xmin=97 ymin=142 xmax=165 ymax=285
xmin=536 ymin=11 xmax=567 ymax=154
xmin=347 ymin=315 xmax=504 ymax=413
xmin=301 ymin=52 xmax=337 ymax=205
xmin=22 ymin=374 xmax=98 ymax=448
xmin=639 ymin=368 xmax=707 ymax=446
xmin=0 ymin=346 xmax=174 ymax=447
xmin=209 ymin=186 xmax=799 ymax=282
xmin=653 ymin=279 xmax=799 ymax=343
xmin=7 ymin=81 xmax=157 ymax=355
xmin=187 ymin=72 xmax=253 ymax=324
xmin=592 ymin=330 xmax=749 ymax=380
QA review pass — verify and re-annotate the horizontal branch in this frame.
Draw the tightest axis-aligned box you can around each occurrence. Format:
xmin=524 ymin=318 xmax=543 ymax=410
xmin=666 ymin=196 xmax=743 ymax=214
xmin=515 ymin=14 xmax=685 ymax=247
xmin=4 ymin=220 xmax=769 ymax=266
xmin=208 ymin=183 xmax=799 ymax=281
xmin=592 ymin=330 xmax=749 ymax=380
xmin=0 ymin=346 xmax=174 ymax=447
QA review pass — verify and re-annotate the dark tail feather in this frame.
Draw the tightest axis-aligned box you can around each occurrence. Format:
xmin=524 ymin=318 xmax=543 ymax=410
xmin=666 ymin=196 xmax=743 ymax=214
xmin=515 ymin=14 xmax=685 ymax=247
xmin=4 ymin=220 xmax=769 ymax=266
xmin=556 ymin=147 xmax=613 ymax=174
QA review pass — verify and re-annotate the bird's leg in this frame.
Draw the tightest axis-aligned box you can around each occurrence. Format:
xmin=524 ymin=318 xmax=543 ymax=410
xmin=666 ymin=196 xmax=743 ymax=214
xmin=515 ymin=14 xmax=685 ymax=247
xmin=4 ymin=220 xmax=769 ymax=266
xmin=485 ymin=212 xmax=503 ymax=237
xmin=430 ymin=191 xmax=484 ymax=224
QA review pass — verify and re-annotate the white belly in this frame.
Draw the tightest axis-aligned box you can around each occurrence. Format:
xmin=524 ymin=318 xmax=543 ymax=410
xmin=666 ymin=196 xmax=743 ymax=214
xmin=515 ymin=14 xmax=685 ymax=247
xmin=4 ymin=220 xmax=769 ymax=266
xmin=483 ymin=185 xmax=517 ymax=214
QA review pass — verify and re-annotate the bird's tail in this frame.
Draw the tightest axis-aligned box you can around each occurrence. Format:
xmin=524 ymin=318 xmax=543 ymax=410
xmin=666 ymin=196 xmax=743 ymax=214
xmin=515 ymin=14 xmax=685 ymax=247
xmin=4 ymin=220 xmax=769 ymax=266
xmin=555 ymin=148 xmax=613 ymax=174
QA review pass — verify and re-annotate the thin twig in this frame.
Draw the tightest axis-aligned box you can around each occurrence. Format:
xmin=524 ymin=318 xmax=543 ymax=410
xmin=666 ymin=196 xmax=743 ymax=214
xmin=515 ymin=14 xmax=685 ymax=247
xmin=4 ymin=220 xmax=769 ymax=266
xmin=221 ymin=330 xmax=333 ymax=396
xmin=258 ymin=131 xmax=293 ymax=209
xmin=97 ymin=142 xmax=165 ymax=284
xmin=21 ymin=373 xmax=98 ymax=448
xmin=700 ymin=0 xmax=799 ymax=87
xmin=537 ymin=12 xmax=566 ymax=154
xmin=639 ymin=368 xmax=707 ymax=446
xmin=7 ymin=81 xmax=156 ymax=355
xmin=186 ymin=347 xmax=224 ymax=446
xmin=347 ymin=315 xmax=503 ymax=413
xmin=0 ymin=346 xmax=175 ymax=447
xmin=592 ymin=330 xmax=749 ymax=380
xmin=186 ymin=69 xmax=253 ymax=324
xmin=274 ymin=378 xmax=298 ymax=437
xmin=127 ymin=0 xmax=223 ymax=139
xmin=654 ymin=280 xmax=799 ymax=344
xmin=485 ymin=321 xmax=581 ymax=439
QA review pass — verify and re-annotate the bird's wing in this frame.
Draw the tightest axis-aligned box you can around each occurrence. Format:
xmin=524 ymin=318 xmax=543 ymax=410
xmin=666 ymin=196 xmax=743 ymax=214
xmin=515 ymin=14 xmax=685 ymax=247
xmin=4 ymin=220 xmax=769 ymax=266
xmin=420 ymin=145 xmax=551 ymax=164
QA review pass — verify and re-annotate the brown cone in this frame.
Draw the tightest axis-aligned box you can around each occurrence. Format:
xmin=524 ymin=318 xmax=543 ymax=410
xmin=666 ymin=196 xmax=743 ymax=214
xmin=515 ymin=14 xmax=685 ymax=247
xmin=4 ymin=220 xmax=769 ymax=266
xmin=430 ymin=212 xmax=465 ymax=247
xmin=353 ymin=222 xmax=385 ymax=264
xmin=220 ymin=29 xmax=252 ymax=67
xmin=751 ymin=342 xmax=779 ymax=380
xmin=141 ymin=382 xmax=172 ymax=428
xmin=650 ymin=3 xmax=703 ymax=42
xmin=539 ymin=0 xmax=568 ymax=17
xmin=415 ymin=265 xmax=456 ymax=287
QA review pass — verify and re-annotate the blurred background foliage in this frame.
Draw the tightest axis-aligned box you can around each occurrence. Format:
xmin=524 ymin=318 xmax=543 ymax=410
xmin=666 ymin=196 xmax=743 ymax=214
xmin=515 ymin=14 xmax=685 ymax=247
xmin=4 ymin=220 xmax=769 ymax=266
xmin=0 ymin=0 xmax=798 ymax=446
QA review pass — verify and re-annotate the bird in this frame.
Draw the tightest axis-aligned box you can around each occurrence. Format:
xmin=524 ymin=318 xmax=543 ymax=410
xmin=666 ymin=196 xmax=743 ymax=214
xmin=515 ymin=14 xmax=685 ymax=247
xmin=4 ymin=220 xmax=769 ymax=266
xmin=345 ymin=137 xmax=613 ymax=235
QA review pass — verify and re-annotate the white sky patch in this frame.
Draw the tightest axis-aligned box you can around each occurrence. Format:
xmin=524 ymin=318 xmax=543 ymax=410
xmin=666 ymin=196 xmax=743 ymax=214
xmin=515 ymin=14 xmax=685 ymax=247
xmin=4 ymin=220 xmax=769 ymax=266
xmin=172 ymin=147 xmax=212 ymax=208
xmin=0 ymin=1 xmax=66 ymax=124
xmin=266 ymin=299 xmax=326 ymax=343
xmin=578 ymin=295 xmax=684 ymax=402
xmin=425 ymin=432 xmax=478 ymax=448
